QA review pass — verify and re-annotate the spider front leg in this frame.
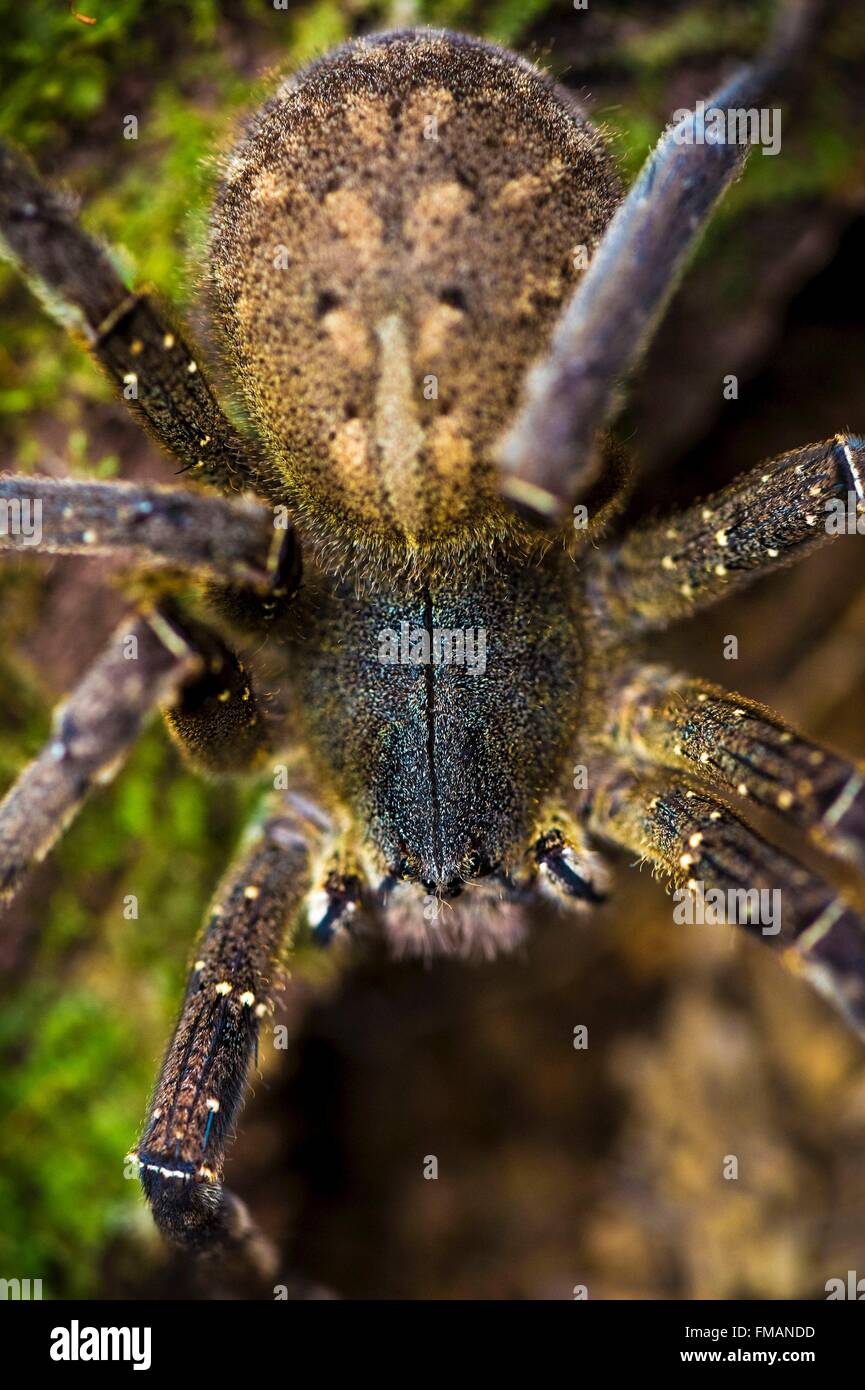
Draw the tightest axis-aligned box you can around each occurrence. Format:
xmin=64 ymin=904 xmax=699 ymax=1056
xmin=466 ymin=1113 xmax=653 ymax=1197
xmin=1 ymin=471 xmax=303 ymax=638
xmin=588 ymin=766 xmax=865 ymax=1037
xmin=0 ymin=473 xmax=286 ymax=589
xmin=0 ymin=610 xmax=199 ymax=907
xmin=604 ymin=663 xmax=865 ymax=869
xmin=587 ymin=435 xmax=864 ymax=634
xmin=130 ymin=793 xmax=326 ymax=1257
xmin=0 ymin=140 xmax=272 ymax=496
xmin=496 ymin=0 xmax=820 ymax=520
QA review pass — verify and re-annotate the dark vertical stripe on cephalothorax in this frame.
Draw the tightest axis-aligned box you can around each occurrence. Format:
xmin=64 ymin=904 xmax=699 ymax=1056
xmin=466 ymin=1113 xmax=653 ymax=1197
xmin=422 ymin=586 xmax=444 ymax=880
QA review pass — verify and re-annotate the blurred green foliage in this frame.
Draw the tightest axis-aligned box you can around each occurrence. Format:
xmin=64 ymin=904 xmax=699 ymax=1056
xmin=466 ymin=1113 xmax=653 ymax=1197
xmin=0 ymin=0 xmax=861 ymax=1297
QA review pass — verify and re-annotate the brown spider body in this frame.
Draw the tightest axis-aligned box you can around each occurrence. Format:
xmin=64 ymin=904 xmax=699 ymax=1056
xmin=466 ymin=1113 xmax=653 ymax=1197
xmin=3 ymin=1 xmax=865 ymax=1269
xmin=208 ymin=31 xmax=622 ymax=920
xmin=208 ymin=30 xmax=619 ymax=583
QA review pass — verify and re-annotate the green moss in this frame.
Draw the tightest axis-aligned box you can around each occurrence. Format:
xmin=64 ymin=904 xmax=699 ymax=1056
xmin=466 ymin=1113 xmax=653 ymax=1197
xmin=288 ymin=0 xmax=350 ymax=64
xmin=481 ymin=0 xmax=552 ymax=47
xmin=0 ymin=1 xmax=220 ymax=150
xmin=616 ymin=2 xmax=768 ymax=75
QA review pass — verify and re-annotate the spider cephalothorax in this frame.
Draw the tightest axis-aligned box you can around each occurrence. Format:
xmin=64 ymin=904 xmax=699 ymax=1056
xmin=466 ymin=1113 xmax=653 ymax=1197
xmin=2 ymin=1 xmax=865 ymax=1271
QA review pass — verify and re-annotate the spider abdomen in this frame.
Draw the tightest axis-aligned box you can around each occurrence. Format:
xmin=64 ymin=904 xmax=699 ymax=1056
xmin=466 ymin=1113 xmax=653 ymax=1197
xmin=209 ymin=28 xmax=620 ymax=580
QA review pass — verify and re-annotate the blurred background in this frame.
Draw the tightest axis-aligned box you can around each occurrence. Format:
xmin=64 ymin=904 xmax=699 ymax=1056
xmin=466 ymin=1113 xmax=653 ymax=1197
xmin=1 ymin=0 xmax=864 ymax=1300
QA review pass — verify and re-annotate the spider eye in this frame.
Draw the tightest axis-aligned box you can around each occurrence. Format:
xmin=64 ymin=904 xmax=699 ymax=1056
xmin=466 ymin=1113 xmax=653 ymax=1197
xmin=314 ymin=290 xmax=342 ymax=319
xmin=439 ymin=286 xmax=467 ymax=312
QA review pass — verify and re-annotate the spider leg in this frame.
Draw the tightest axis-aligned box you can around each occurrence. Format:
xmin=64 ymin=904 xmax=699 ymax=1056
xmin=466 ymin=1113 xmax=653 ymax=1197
xmin=307 ymin=860 xmax=366 ymax=947
xmin=0 ymin=139 xmax=273 ymax=496
xmin=496 ymin=0 xmax=821 ymax=521
xmin=587 ymin=434 xmax=864 ymax=635
xmin=160 ymin=608 xmax=276 ymax=776
xmin=531 ymin=815 xmax=610 ymax=908
xmin=603 ymin=663 xmax=865 ymax=870
xmin=588 ymin=764 xmax=865 ymax=1037
xmin=0 ymin=472 xmax=290 ymax=590
xmin=130 ymin=791 xmax=326 ymax=1257
xmin=0 ymin=610 xmax=199 ymax=907
xmin=204 ymin=524 xmax=302 ymax=636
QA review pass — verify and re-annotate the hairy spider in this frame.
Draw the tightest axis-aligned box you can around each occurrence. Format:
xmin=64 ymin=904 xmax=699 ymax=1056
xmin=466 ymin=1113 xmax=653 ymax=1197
xmin=2 ymin=1 xmax=864 ymax=1267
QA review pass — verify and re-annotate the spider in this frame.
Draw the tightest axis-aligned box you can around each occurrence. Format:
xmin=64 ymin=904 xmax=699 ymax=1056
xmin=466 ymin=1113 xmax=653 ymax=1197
xmin=1 ymin=0 xmax=864 ymax=1269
